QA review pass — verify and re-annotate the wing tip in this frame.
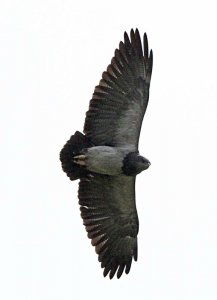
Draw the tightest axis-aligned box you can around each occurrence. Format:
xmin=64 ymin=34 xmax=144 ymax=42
xmin=102 ymin=256 xmax=134 ymax=279
xmin=146 ymin=49 xmax=153 ymax=84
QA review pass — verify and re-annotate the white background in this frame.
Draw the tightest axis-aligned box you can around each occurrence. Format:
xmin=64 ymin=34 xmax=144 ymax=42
xmin=1 ymin=1 xmax=217 ymax=299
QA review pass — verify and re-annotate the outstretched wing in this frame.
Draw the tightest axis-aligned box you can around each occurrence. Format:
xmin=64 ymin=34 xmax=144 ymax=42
xmin=84 ymin=29 xmax=153 ymax=149
xmin=78 ymin=174 xmax=139 ymax=279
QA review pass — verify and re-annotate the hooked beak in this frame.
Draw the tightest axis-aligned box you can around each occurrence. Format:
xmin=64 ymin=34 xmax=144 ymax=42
xmin=143 ymin=158 xmax=151 ymax=170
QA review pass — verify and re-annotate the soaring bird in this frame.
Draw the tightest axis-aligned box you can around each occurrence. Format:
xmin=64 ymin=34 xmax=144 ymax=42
xmin=60 ymin=29 xmax=153 ymax=279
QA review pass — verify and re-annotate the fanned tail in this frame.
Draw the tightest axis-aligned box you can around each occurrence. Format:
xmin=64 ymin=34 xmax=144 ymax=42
xmin=60 ymin=131 xmax=93 ymax=181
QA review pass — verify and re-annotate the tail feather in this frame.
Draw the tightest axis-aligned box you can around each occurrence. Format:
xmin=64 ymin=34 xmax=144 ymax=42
xmin=60 ymin=131 xmax=93 ymax=181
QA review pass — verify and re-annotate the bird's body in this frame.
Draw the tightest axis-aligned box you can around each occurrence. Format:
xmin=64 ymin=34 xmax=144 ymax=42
xmin=60 ymin=29 xmax=153 ymax=279
xmin=74 ymin=145 xmax=150 ymax=176
xmin=84 ymin=146 xmax=129 ymax=176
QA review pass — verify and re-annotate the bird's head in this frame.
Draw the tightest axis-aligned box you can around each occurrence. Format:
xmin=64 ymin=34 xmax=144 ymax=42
xmin=122 ymin=152 xmax=151 ymax=176
xmin=136 ymin=155 xmax=151 ymax=172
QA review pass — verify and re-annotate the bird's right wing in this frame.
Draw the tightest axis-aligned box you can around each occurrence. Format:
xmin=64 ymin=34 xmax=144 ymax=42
xmin=78 ymin=174 xmax=139 ymax=279
xmin=84 ymin=29 xmax=153 ymax=149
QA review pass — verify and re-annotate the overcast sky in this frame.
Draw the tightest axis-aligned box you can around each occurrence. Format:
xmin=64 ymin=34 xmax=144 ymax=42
xmin=1 ymin=1 xmax=217 ymax=299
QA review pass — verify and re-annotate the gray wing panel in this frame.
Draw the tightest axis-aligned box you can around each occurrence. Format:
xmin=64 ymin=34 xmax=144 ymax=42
xmin=84 ymin=29 xmax=153 ymax=148
xmin=78 ymin=174 xmax=139 ymax=279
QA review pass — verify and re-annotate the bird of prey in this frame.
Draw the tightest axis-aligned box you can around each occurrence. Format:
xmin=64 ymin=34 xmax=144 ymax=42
xmin=60 ymin=29 xmax=153 ymax=279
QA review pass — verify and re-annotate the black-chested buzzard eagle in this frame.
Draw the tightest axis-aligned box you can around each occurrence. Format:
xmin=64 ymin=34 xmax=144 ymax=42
xmin=60 ymin=29 xmax=153 ymax=279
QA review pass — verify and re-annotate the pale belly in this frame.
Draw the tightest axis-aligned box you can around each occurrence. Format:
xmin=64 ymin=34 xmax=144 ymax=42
xmin=86 ymin=146 xmax=129 ymax=176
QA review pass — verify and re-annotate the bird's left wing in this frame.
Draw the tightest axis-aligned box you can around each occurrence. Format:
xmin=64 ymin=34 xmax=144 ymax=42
xmin=78 ymin=174 xmax=139 ymax=279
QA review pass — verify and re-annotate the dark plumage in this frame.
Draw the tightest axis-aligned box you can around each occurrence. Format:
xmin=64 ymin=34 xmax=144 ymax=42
xmin=60 ymin=29 xmax=153 ymax=279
